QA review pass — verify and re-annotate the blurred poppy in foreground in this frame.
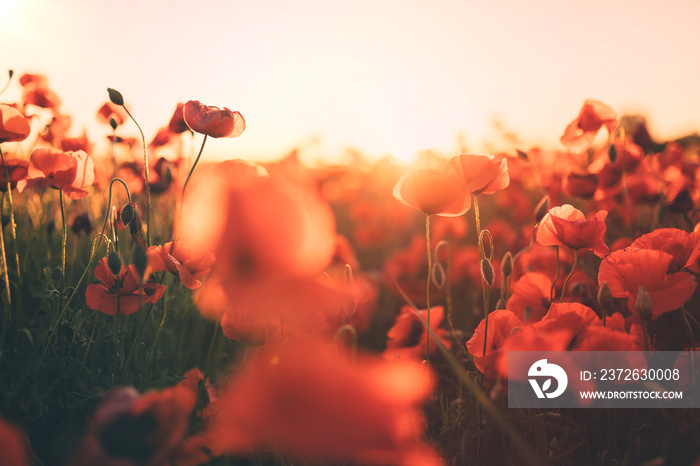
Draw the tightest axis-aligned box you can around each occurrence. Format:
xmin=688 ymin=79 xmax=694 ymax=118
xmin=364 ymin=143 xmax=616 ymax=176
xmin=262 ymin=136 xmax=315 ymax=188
xmin=393 ymin=168 xmax=470 ymax=216
xmin=86 ymin=257 xmax=166 ymax=316
xmin=17 ymin=148 xmax=95 ymax=199
xmin=208 ymin=340 xmax=440 ymax=465
xmin=0 ymin=158 xmax=29 ymax=191
xmin=183 ymin=100 xmax=245 ymax=138
xmin=68 ymin=383 xmax=208 ymax=466
xmin=598 ymin=248 xmax=697 ymax=316
xmin=0 ymin=417 xmax=31 ymax=466
xmin=561 ymin=99 xmax=617 ymax=153
xmin=536 ymin=204 xmax=610 ymax=257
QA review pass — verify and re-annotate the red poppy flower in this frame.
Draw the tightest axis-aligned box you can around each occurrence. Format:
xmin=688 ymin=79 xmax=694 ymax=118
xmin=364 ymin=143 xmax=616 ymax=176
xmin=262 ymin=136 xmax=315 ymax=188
xmin=146 ymin=241 xmax=215 ymax=289
xmin=17 ymin=148 xmax=95 ymax=199
xmin=60 ymin=133 xmax=91 ymax=153
xmin=182 ymin=100 xmax=245 ymax=138
xmin=96 ymin=101 xmax=128 ymax=126
xmin=445 ymin=153 xmax=510 ymax=195
xmin=86 ymin=257 xmax=166 ymax=316
xmin=598 ymin=248 xmax=697 ymax=316
xmin=562 ymin=171 xmax=598 ymax=198
xmin=22 ymin=84 xmax=61 ymax=110
xmin=536 ymin=204 xmax=610 ymax=257
xmin=69 ymin=384 xmax=208 ymax=466
xmin=0 ymin=104 xmax=31 ymax=143
xmin=383 ymin=305 xmax=451 ymax=361
xmin=0 ymin=158 xmax=29 ymax=191
xmin=168 ymin=103 xmax=189 ymax=134
xmin=561 ymin=99 xmax=617 ymax=153
xmin=208 ymin=340 xmax=438 ymax=465
xmin=0 ymin=418 xmax=31 ymax=466
xmin=630 ymin=228 xmax=700 ymax=273
xmin=466 ymin=309 xmax=524 ymax=372
xmin=393 ymin=168 xmax=470 ymax=216
xmin=506 ymin=272 xmax=552 ymax=323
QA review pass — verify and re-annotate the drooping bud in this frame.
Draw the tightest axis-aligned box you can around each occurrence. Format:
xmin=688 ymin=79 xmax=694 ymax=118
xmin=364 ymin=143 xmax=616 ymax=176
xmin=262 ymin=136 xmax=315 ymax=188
xmin=109 ymin=117 xmax=118 ymax=131
xmin=534 ymin=195 xmax=549 ymax=223
xmin=501 ymin=251 xmax=513 ymax=277
xmin=608 ymin=144 xmax=618 ymax=164
xmin=480 ymin=258 xmax=495 ymax=287
xmin=8 ymin=69 xmax=14 ymax=79
xmin=107 ymin=88 xmax=124 ymax=106
xmin=597 ymin=281 xmax=614 ymax=310
xmin=107 ymin=251 xmax=123 ymax=277
xmin=120 ymin=203 xmax=134 ymax=227
xmin=132 ymin=244 xmax=148 ymax=279
xmin=635 ymin=285 xmax=653 ymax=319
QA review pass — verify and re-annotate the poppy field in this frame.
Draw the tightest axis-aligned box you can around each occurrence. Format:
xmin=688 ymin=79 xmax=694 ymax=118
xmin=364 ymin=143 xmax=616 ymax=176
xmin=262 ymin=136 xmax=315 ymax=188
xmin=1 ymin=71 xmax=700 ymax=466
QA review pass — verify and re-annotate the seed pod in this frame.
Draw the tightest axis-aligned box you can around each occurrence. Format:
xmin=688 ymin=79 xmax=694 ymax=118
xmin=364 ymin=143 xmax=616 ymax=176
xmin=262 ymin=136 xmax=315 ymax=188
xmin=534 ymin=195 xmax=549 ymax=223
xmin=635 ymin=285 xmax=653 ymax=319
xmin=107 ymin=251 xmax=122 ymax=277
xmin=107 ymin=88 xmax=124 ymax=106
xmin=120 ymin=203 xmax=134 ymax=227
xmin=133 ymin=244 xmax=148 ymax=279
xmin=480 ymin=258 xmax=495 ymax=287
xmin=597 ymin=281 xmax=614 ymax=310
xmin=501 ymin=251 xmax=513 ymax=277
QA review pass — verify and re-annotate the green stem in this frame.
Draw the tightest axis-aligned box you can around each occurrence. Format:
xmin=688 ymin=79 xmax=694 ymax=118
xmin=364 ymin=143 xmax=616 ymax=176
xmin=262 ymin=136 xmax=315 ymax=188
xmin=38 ymin=178 xmax=131 ymax=366
xmin=559 ymin=249 xmax=578 ymax=303
xmin=0 ymin=192 xmax=10 ymax=313
xmin=59 ymin=190 xmax=67 ymax=289
xmin=147 ymin=280 xmax=179 ymax=375
xmin=0 ymin=147 xmax=22 ymax=328
xmin=173 ymin=134 xmax=207 ymax=242
xmin=425 ymin=214 xmax=431 ymax=364
xmin=473 ymin=195 xmax=490 ymax=357
xmin=550 ymin=245 xmax=560 ymax=302
xmin=121 ymin=106 xmax=151 ymax=246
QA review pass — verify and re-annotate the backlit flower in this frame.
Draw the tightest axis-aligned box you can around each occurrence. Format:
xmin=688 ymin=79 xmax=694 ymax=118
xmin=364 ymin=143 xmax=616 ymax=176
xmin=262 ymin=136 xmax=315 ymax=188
xmin=0 ymin=158 xmax=29 ymax=191
xmin=146 ymin=241 xmax=215 ymax=289
xmin=86 ymin=257 xmax=166 ymax=316
xmin=17 ymin=148 xmax=95 ymax=199
xmin=598 ymin=248 xmax=697 ymax=316
xmin=383 ymin=305 xmax=451 ymax=361
xmin=561 ymin=99 xmax=617 ymax=153
xmin=0 ymin=104 xmax=31 ymax=143
xmin=445 ymin=153 xmax=510 ymax=195
xmin=536 ymin=204 xmax=609 ymax=257
xmin=630 ymin=228 xmax=700 ymax=273
xmin=392 ymin=168 xmax=470 ymax=216
xmin=183 ymin=100 xmax=245 ymax=138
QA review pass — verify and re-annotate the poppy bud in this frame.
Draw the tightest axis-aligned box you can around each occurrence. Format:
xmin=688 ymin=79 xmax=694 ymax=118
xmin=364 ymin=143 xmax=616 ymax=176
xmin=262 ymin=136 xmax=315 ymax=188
xmin=8 ymin=69 xmax=14 ymax=79
xmin=120 ymin=203 xmax=134 ymax=227
xmin=597 ymin=281 xmax=614 ymax=310
xmin=133 ymin=244 xmax=148 ymax=279
xmin=635 ymin=285 xmax=653 ymax=319
xmin=608 ymin=144 xmax=618 ymax=164
xmin=534 ymin=196 xmax=549 ymax=223
xmin=107 ymin=88 xmax=124 ymax=106
xmin=501 ymin=251 xmax=513 ymax=277
xmin=107 ymin=252 xmax=122 ymax=277
xmin=109 ymin=117 xmax=118 ymax=131
xmin=480 ymin=259 xmax=494 ymax=287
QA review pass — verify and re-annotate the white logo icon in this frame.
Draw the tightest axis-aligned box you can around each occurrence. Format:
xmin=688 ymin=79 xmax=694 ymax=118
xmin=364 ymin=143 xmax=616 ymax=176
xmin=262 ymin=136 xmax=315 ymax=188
xmin=528 ymin=359 xmax=568 ymax=399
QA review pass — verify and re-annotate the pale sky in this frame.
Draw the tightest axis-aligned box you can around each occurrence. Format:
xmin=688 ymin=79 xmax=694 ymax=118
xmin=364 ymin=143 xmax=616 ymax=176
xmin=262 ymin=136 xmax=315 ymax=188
xmin=2 ymin=0 xmax=700 ymax=163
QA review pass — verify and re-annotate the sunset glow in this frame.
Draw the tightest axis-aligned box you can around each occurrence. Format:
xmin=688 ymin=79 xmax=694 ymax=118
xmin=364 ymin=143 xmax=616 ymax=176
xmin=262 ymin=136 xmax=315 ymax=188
xmin=3 ymin=0 xmax=699 ymax=163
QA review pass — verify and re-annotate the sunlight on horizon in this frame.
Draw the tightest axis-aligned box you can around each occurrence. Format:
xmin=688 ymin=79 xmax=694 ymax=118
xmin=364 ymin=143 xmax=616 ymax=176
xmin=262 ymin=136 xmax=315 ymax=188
xmin=2 ymin=0 xmax=700 ymax=164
